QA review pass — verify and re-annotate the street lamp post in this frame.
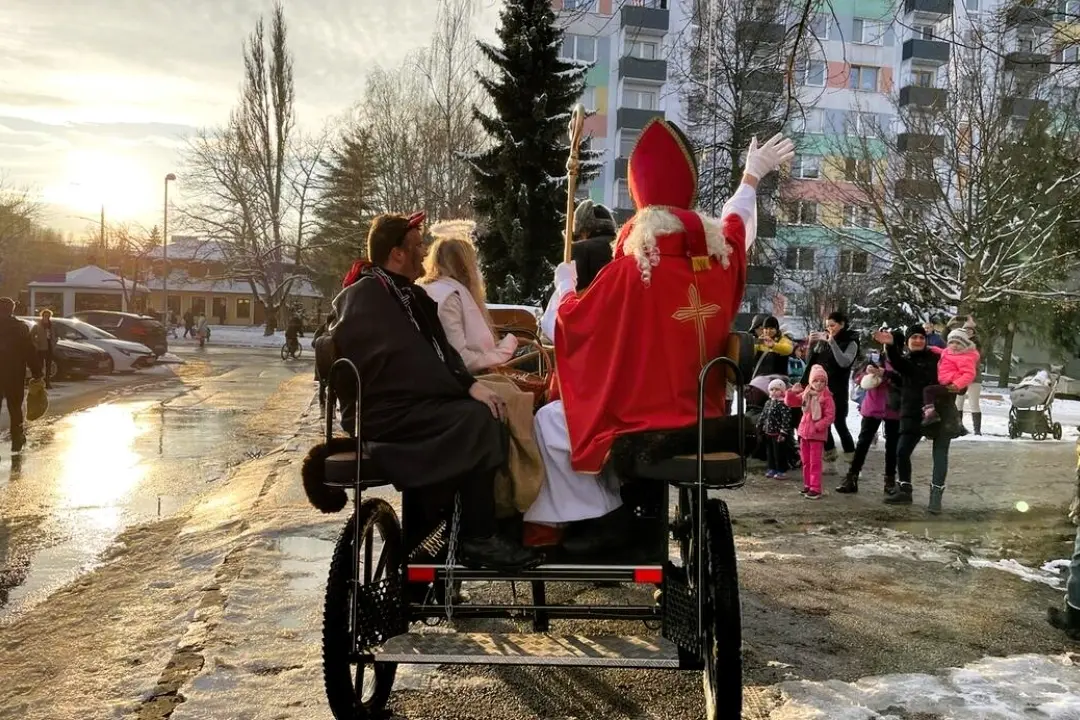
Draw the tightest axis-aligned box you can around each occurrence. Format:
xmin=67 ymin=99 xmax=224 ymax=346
xmin=163 ymin=173 xmax=176 ymax=324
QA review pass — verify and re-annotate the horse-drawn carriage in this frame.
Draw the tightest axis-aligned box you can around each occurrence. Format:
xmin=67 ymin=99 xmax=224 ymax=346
xmin=310 ymin=322 xmax=757 ymax=719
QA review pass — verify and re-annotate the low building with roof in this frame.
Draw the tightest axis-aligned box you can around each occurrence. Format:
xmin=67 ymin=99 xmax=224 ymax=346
xmin=27 ymin=265 xmax=148 ymax=316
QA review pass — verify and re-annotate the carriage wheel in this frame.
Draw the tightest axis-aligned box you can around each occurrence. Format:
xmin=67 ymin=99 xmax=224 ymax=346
xmin=702 ymin=498 xmax=742 ymax=720
xmin=1053 ymin=422 xmax=1063 ymax=441
xmin=1008 ymin=422 xmax=1020 ymax=439
xmin=323 ymin=500 xmax=402 ymax=719
xmin=1034 ymin=431 xmax=1048 ymax=441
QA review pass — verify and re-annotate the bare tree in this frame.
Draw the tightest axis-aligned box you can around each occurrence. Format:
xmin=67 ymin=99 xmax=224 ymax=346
xmin=825 ymin=24 xmax=1080 ymax=318
xmin=179 ymin=3 xmax=318 ymax=334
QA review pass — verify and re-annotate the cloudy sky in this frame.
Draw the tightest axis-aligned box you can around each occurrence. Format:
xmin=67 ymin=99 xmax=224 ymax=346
xmin=0 ymin=0 xmax=500 ymax=234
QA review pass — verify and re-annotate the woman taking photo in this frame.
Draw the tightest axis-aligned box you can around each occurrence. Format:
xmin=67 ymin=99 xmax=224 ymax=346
xmin=801 ymin=311 xmax=859 ymax=465
xmin=419 ymin=224 xmax=518 ymax=374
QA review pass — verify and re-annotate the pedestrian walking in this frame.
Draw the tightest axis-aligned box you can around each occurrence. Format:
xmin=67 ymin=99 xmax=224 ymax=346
xmin=29 ymin=309 xmax=57 ymax=389
xmin=800 ymin=311 xmax=859 ymax=469
xmin=183 ymin=310 xmax=194 ymax=339
xmin=0 ymin=297 xmax=40 ymax=453
xmin=758 ymin=378 xmax=792 ymax=479
xmin=787 ymin=365 xmax=835 ymax=500
xmin=838 ymin=348 xmax=901 ymax=494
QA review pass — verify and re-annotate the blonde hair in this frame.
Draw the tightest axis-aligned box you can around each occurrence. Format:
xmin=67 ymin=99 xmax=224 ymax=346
xmin=419 ymin=228 xmax=494 ymax=331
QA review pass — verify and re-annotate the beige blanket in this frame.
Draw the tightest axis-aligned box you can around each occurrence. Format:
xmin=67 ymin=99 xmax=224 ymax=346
xmin=476 ymin=375 xmax=545 ymax=517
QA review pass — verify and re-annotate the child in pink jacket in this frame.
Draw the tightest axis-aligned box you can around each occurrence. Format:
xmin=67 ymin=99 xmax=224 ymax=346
xmin=923 ymin=328 xmax=980 ymax=425
xmin=786 ymin=364 xmax=836 ymax=499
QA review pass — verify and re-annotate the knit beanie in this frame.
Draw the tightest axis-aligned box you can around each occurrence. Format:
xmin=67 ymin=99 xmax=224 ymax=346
xmin=573 ymin=199 xmax=617 ymax=237
xmin=768 ymin=378 xmax=787 ymax=393
xmin=905 ymin=325 xmax=926 ymax=341
xmin=809 ymin=365 xmax=828 ymax=384
xmin=947 ymin=328 xmax=975 ymax=350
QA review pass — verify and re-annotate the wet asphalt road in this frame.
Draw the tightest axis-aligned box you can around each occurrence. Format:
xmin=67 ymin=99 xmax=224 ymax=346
xmin=0 ymin=346 xmax=315 ymax=622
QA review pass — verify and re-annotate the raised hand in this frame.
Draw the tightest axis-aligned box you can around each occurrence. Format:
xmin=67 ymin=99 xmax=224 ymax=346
xmin=873 ymin=330 xmax=894 ymax=346
xmin=743 ymin=133 xmax=797 ymax=181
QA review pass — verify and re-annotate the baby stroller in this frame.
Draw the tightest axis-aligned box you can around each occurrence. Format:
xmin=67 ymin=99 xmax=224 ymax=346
xmin=1008 ymin=369 xmax=1063 ymax=441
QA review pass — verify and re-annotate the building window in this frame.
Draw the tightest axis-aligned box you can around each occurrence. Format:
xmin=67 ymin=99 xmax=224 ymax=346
xmin=853 ymin=19 xmax=884 ymax=45
xmin=623 ymin=85 xmax=658 ymax=109
xmin=190 ymin=297 xmax=206 ymax=316
xmin=784 ymin=246 xmax=816 ymax=270
xmin=809 ymin=14 xmax=829 ymax=39
xmin=912 ymin=69 xmax=934 ymax=87
xmin=615 ymin=179 xmax=632 ymax=209
xmin=561 ymin=34 xmax=597 ymax=63
xmin=1059 ymin=44 xmax=1080 ymax=63
xmin=784 ymin=201 xmax=819 ymax=225
xmin=1017 ymin=35 xmax=1035 ymax=53
xmin=791 ymin=108 xmax=824 ymax=134
xmin=839 ymin=249 xmax=870 ymax=273
xmin=844 ymin=157 xmax=873 ymax=182
xmin=792 ymin=154 xmax=821 ymax=179
xmin=580 ymin=86 xmax=597 ymax=111
xmin=236 ymin=298 xmax=251 ymax=320
xmin=798 ymin=60 xmax=827 ymax=87
xmin=625 ymin=39 xmax=659 ymax=60
xmin=563 ymin=0 xmax=595 ymax=10
xmin=913 ymin=24 xmax=935 ymax=40
xmin=848 ymin=111 xmax=875 ymax=134
xmin=843 ymin=205 xmax=874 ymax=228
xmin=964 ymin=0 xmax=979 ymax=10
xmin=849 ymin=65 xmax=879 ymax=92
xmin=1066 ymin=0 xmax=1080 ymax=18
xmin=619 ymin=128 xmax=640 ymax=157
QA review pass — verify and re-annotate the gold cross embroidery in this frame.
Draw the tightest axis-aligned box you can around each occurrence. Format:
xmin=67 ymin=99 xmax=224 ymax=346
xmin=672 ymin=284 xmax=721 ymax=366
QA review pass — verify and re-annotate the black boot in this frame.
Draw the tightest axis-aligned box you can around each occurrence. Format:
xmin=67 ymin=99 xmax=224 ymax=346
xmin=562 ymin=505 xmax=630 ymax=556
xmin=883 ymin=475 xmax=896 ymax=495
xmin=459 ymin=534 xmax=540 ymax=571
xmin=973 ymin=412 xmax=982 ymax=436
xmin=1047 ymin=603 xmax=1080 ymax=640
xmin=884 ymin=482 xmax=912 ymax=504
xmin=928 ymin=484 xmax=944 ymax=514
xmin=836 ymin=473 xmax=858 ymax=494
xmin=11 ymin=429 xmax=25 ymax=454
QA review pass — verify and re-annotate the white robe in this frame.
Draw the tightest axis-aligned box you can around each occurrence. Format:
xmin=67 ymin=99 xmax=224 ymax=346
xmin=525 ymin=183 xmax=759 ymax=524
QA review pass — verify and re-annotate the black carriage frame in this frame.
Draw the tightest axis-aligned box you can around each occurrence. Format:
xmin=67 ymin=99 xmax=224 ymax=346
xmin=320 ymin=333 xmax=753 ymax=718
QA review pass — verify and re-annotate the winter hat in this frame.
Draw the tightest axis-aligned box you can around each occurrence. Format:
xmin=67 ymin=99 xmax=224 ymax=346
xmin=809 ymin=365 xmax=828 ymax=384
xmin=768 ymin=378 xmax=787 ymax=394
xmin=763 ymin=315 xmax=780 ymax=332
xmin=905 ymin=325 xmax=926 ymax=341
xmin=573 ymin=199 xmax=617 ymax=237
xmin=947 ymin=328 xmax=975 ymax=350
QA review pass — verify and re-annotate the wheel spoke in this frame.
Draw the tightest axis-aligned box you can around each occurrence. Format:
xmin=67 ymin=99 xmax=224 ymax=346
xmin=364 ymin=526 xmax=375 ymax=584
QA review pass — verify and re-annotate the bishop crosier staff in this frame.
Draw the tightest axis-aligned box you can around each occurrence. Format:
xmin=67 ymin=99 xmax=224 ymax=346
xmin=563 ymin=103 xmax=587 ymax=264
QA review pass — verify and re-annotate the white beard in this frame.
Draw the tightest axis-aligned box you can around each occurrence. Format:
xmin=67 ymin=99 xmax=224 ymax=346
xmin=620 ymin=207 xmax=732 ymax=285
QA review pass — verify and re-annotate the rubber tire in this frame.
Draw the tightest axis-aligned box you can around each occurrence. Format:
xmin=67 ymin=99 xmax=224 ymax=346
xmin=1034 ymin=431 xmax=1047 ymax=441
xmin=281 ymin=344 xmax=289 ymax=361
xmin=1008 ymin=422 xmax=1020 ymax=440
xmin=104 ymin=356 xmax=115 ymax=375
xmin=323 ymin=500 xmax=402 ymax=719
xmin=1053 ymin=422 xmax=1063 ymax=441
xmin=702 ymin=498 xmax=742 ymax=720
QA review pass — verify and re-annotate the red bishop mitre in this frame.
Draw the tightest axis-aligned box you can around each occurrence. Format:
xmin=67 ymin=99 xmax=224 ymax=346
xmin=617 ymin=118 xmax=711 ymax=272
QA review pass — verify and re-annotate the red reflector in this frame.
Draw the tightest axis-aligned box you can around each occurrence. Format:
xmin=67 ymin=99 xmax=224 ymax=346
xmin=633 ymin=567 xmax=663 ymax=584
xmin=406 ymin=566 xmax=435 ymax=583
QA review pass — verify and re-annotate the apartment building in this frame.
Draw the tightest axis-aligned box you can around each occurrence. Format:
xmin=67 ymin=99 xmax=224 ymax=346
xmin=553 ymin=0 xmax=688 ymax=223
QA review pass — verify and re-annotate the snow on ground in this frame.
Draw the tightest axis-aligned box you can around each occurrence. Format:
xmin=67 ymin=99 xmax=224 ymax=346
xmin=770 ymin=653 xmax=1080 ymax=719
xmin=169 ymin=325 xmax=315 ymax=350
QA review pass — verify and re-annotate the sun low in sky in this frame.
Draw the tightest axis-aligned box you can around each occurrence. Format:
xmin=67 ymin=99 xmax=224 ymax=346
xmin=0 ymin=0 xmax=500 ymax=234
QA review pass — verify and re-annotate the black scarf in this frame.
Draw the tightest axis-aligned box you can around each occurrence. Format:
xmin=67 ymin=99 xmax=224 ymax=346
xmin=364 ymin=265 xmax=446 ymax=362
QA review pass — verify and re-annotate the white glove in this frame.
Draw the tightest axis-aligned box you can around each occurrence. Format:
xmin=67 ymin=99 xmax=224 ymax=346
xmin=554 ymin=261 xmax=577 ymax=295
xmin=743 ymin=133 xmax=797 ymax=181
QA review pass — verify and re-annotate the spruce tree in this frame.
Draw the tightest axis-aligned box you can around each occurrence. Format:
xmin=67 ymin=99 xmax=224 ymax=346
xmin=309 ymin=125 xmax=380 ymax=297
xmin=467 ymin=0 xmax=601 ymax=305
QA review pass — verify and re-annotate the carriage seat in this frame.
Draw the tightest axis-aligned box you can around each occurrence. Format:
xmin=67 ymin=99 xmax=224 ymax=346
xmin=632 ymin=451 xmax=744 ymax=487
xmin=323 ymin=448 xmax=393 ymax=489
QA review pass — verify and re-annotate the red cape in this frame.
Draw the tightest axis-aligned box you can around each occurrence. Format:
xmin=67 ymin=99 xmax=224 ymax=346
xmin=552 ymin=211 xmax=748 ymax=473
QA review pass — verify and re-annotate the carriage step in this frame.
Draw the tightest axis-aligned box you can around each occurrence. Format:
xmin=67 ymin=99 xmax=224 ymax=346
xmin=375 ymin=633 xmax=680 ymax=668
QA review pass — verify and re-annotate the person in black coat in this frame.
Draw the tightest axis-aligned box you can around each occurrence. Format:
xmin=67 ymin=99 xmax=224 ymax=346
xmin=875 ymin=325 xmax=960 ymax=513
xmin=327 ymin=213 xmax=536 ymax=570
xmin=570 ymin=199 xmax=616 ymax=291
xmin=801 ymin=310 xmax=859 ymax=460
xmin=0 ymin=297 xmax=40 ymax=452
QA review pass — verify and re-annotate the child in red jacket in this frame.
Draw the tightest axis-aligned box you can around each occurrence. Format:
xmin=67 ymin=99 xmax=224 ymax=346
xmin=786 ymin=364 xmax=836 ymax=499
xmin=923 ymin=328 xmax=980 ymax=425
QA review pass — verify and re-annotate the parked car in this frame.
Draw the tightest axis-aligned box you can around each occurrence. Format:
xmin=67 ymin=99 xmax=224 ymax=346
xmin=19 ymin=319 xmax=113 ymax=380
xmin=22 ymin=317 xmax=155 ymax=373
xmin=71 ymin=310 xmax=168 ymax=356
